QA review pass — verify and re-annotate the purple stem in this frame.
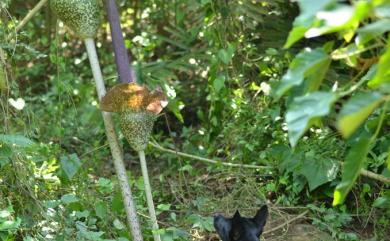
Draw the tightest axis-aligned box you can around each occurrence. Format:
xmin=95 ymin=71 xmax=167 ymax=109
xmin=105 ymin=0 xmax=136 ymax=83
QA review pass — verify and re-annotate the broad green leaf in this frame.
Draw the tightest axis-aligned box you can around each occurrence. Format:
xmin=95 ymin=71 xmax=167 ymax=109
xmin=331 ymin=43 xmax=360 ymax=60
xmin=275 ymin=48 xmax=330 ymax=99
xmin=333 ymin=136 xmax=370 ymax=206
xmin=337 ymin=92 xmax=384 ymax=138
xmin=95 ymin=201 xmax=108 ymax=219
xmin=157 ymin=203 xmax=171 ymax=211
xmin=167 ymin=99 xmax=184 ymax=123
xmin=304 ymin=56 xmax=331 ymax=92
xmin=305 ymin=2 xmax=371 ymax=39
xmin=60 ymin=153 xmax=82 ymax=180
xmin=113 ymin=219 xmax=126 ymax=230
xmin=0 ymin=134 xmax=34 ymax=147
xmin=213 ymin=75 xmax=226 ymax=93
xmin=284 ymin=0 xmax=336 ymax=48
xmin=0 ymin=143 xmax=12 ymax=167
xmin=97 ymin=177 xmax=114 ymax=194
xmin=0 ymin=218 xmax=21 ymax=231
xmin=0 ymin=208 xmax=12 ymax=219
xmin=373 ymin=196 xmax=390 ymax=208
xmin=368 ymin=39 xmax=390 ymax=88
xmin=375 ymin=3 xmax=390 ymax=18
xmin=217 ymin=44 xmax=235 ymax=64
xmin=78 ymin=230 xmax=105 ymax=240
xmin=75 ymin=210 xmax=90 ymax=219
xmin=112 ymin=192 xmax=124 ymax=214
xmin=373 ymin=191 xmax=390 ymax=208
xmin=305 ymin=5 xmax=354 ymax=38
xmin=357 ymin=19 xmax=390 ymax=46
xmin=61 ymin=194 xmax=79 ymax=204
xmin=300 ymin=158 xmax=339 ymax=191
xmin=286 ymin=92 xmax=337 ymax=147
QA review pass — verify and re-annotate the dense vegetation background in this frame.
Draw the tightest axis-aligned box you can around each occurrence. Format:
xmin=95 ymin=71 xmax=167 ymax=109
xmin=1 ymin=0 xmax=389 ymax=240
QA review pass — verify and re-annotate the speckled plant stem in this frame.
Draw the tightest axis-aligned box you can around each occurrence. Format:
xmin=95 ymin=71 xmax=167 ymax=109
xmin=103 ymin=2 xmax=161 ymax=240
xmin=139 ymin=150 xmax=161 ymax=241
xmin=84 ymin=38 xmax=143 ymax=241
xmin=104 ymin=0 xmax=134 ymax=83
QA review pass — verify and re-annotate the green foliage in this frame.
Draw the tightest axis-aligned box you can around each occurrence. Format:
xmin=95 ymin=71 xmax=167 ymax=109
xmin=60 ymin=153 xmax=82 ymax=180
xmin=368 ymin=39 xmax=390 ymax=88
xmin=1 ymin=0 xmax=389 ymax=240
xmin=278 ymin=0 xmax=390 ymax=208
xmin=274 ymin=48 xmax=330 ymax=99
xmin=0 ymin=206 xmax=21 ymax=240
xmin=286 ymin=92 xmax=337 ymax=147
xmin=337 ymin=92 xmax=384 ymax=138
xmin=333 ymin=136 xmax=371 ymax=206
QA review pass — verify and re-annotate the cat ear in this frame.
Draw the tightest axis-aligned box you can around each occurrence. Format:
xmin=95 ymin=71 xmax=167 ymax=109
xmin=253 ymin=205 xmax=268 ymax=235
xmin=232 ymin=210 xmax=241 ymax=220
xmin=214 ymin=215 xmax=231 ymax=241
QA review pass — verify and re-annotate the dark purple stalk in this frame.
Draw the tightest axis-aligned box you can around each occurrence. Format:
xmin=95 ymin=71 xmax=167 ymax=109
xmin=105 ymin=0 xmax=136 ymax=83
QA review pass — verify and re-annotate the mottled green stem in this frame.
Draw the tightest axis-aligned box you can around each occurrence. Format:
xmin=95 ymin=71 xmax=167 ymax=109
xmin=139 ymin=150 xmax=161 ymax=241
xmin=84 ymin=38 xmax=143 ymax=241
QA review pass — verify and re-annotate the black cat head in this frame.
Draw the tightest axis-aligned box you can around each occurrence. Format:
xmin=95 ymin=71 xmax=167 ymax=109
xmin=214 ymin=205 xmax=268 ymax=241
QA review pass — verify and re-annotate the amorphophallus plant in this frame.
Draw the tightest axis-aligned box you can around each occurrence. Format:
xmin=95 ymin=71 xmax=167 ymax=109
xmin=101 ymin=83 xmax=166 ymax=151
xmin=50 ymin=1 xmax=143 ymax=240
xmin=101 ymin=83 xmax=166 ymax=241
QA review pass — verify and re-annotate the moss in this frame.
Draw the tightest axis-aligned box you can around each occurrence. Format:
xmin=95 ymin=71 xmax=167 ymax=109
xmin=51 ymin=0 xmax=101 ymax=39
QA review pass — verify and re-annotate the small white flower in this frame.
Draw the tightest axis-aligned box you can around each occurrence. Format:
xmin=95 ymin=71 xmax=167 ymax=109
xmin=189 ymin=58 xmax=197 ymax=65
xmin=260 ymin=82 xmax=271 ymax=96
xmin=8 ymin=98 xmax=25 ymax=110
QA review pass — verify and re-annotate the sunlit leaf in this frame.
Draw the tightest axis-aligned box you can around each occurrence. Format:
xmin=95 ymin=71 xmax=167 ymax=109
xmin=286 ymin=92 xmax=337 ymax=147
xmin=333 ymin=136 xmax=370 ymax=206
xmin=0 ymin=218 xmax=21 ymax=231
xmin=157 ymin=203 xmax=171 ymax=211
xmin=275 ymin=48 xmax=330 ymax=99
xmin=331 ymin=43 xmax=360 ymax=60
xmin=300 ymin=158 xmax=339 ymax=191
xmin=61 ymin=194 xmax=79 ymax=204
xmin=284 ymin=0 xmax=336 ymax=48
xmin=305 ymin=2 xmax=371 ymax=39
xmin=337 ymin=92 xmax=384 ymax=138
xmin=0 ymin=134 xmax=34 ymax=147
xmin=0 ymin=207 xmax=13 ymax=219
xmin=60 ymin=153 xmax=82 ymax=180
xmin=305 ymin=5 xmax=354 ymax=38
xmin=356 ymin=19 xmax=390 ymax=46
xmin=113 ymin=219 xmax=126 ymax=230
xmin=213 ymin=75 xmax=226 ymax=93
xmin=368 ymin=39 xmax=390 ymax=88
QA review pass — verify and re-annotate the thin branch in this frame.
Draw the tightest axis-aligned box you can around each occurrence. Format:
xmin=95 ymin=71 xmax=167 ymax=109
xmin=360 ymin=169 xmax=390 ymax=184
xmin=149 ymin=141 xmax=273 ymax=170
xmin=263 ymin=210 xmax=309 ymax=235
xmin=7 ymin=0 xmax=48 ymax=41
